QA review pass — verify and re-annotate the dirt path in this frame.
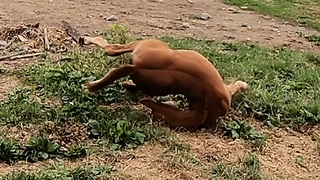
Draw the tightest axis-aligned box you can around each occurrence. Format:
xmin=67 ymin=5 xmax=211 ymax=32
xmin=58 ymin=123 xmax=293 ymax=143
xmin=0 ymin=0 xmax=319 ymax=53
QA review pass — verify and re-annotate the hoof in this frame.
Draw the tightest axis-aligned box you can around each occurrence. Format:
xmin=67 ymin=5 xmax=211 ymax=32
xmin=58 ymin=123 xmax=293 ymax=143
xmin=234 ymin=80 xmax=248 ymax=91
xmin=162 ymin=101 xmax=178 ymax=108
xmin=121 ymin=80 xmax=136 ymax=88
xmin=86 ymin=82 xmax=96 ymax=92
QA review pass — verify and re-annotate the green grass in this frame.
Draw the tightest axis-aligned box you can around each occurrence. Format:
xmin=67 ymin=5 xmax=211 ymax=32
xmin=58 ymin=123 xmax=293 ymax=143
xmin=0 ymin=164 xmax=115 ymax=180
xmin=223 ymin=0 xmax=320 ymax=31
xmin=0 ymin=67 xmax=6 ymax=75
xmin=212 ymin=153 xmax=267 ymax=180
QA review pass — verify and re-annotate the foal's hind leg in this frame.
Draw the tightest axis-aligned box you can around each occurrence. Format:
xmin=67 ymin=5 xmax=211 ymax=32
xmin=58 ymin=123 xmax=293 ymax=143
xmin=140 ymin=99 xmax=207 ymax=130
xmin=87 ymin=65 xmax=135 ymax=92
xmin=82 ymin=36 xmax=140 ymax=56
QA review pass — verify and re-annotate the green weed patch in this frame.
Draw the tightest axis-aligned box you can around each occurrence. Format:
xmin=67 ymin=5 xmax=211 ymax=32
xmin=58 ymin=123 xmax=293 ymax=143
xmin=224 ymin=120 xmax=267 ymax=149
xmin=0 ymin=137 xmax=87 ymax=164
xmin=0 ymin=164 xmax=115 ymax=180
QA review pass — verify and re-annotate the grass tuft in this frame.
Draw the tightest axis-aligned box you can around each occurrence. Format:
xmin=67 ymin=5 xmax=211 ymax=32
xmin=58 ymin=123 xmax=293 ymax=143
xmin=305 ymin=34 xmax=320 ymax=46
xmin=0 ymin=139 xmax=20 ymax=165
xmin=0 ymin=136 xmax=88 ymax=164
xmin=160 ymin=141 xmax=201 ymax=170
xmin=22 ymin=136 xmax=61 ymax=162
xmin=212 ymin=153 xmax=266 ymax=180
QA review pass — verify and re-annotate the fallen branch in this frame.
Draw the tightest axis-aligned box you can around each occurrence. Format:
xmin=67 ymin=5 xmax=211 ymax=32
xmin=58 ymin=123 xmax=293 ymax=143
xmin=0 ymin=50 xmax=26 ymax=61
xmin=44 ymin=27 xmax=50 ymax=50
xmin=61 ymin=20 xmax=82 ymax=43
xmin=10 ymin=52 xmax=45 ymax=60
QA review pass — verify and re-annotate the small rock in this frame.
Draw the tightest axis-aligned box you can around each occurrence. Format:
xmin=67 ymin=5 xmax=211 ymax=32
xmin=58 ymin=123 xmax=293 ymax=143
xmin=224 ymin=34 xmax=235 ymax=39
xmin=288 ymin=143 xmax=294 ymax=148
xmin=49 ymin=0 xmax=53 ymax=3
xmin=182 ymin=22 xmax=190 ymax=28
xmin=18 ymin=46 xmax=28 ymax=51
xmin=262 ymin=16 xmax=272 ymax=20
xmin=227 ymin=8 xmax=240 ymax=14
xmin=240 ymin=6 xmax=248 ymax=10
xmin=246 ymin=38 xmax=251 ymax=41
xmin=241 ymin=24 xmax=252 ymax=30
xmin=200 ymin=12 xmax=211 ymax=20
xmin=188 ymin=0 xmax=193 ymax=4
xmin=105 ymin=15 xmax=118 ymax=21
xmin=0 ymin=40 xmax=8 ymax=46
xmin=274 ymin=132 xmax=282 ymax=138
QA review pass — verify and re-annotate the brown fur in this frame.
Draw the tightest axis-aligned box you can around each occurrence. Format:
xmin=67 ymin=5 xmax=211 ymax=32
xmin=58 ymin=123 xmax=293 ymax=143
xmin=83 ymin=36 xmax=248 ymax=130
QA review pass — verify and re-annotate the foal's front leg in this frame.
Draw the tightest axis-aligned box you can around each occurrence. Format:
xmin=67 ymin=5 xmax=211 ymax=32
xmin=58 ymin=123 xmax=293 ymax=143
xmin=225 ymin=80 xmax=248 ymax=96
xmin=87 ymin=65 xmax=135 ymax=92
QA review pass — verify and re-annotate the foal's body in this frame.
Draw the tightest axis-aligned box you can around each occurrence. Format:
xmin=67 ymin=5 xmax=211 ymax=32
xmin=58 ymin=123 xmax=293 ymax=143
xmin=83 ymin=37 xmax=247 ymax=130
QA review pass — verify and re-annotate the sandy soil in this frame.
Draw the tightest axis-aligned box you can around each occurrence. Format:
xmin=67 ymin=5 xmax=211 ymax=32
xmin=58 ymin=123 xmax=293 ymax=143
xmin=0 ymin=0 xmax=319 ymax=53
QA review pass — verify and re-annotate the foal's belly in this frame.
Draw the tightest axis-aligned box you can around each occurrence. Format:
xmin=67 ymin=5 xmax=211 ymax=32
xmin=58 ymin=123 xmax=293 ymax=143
xmin=130 ymin=68 xmax=206 ymax=101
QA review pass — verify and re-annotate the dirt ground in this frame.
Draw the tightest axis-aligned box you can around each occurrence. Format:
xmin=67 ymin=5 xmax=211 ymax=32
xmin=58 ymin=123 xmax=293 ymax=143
xmin=1 ymin=0 xmax=320 ymax=53
xmin=0 ymin=0 xmax=320 ymax=179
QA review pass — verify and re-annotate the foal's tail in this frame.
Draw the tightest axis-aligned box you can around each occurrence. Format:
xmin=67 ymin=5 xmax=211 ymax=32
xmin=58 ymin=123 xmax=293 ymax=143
xmin=82 ymin=36 xmax=140 ymax=56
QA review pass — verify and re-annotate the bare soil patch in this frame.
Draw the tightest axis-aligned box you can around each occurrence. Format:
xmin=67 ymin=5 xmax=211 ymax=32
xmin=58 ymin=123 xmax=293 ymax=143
xmin=0 ymin=0 xmax=319 ymax=54
xmin=0 ymin=124 xmax=41 ymax=145
xmin=0 ymin=76 xmax=20 ymax=100
xmin=255 ymin=123 xmax=320 ymax=179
